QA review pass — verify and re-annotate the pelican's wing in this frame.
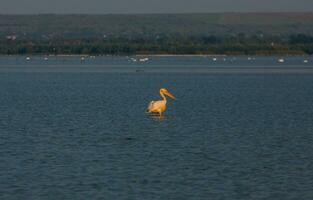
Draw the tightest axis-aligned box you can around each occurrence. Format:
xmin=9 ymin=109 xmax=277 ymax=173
xmin=147 ymin=100 xmax=166 ymax=113
xmin=147 ymin=101 xmax=155 ymax=112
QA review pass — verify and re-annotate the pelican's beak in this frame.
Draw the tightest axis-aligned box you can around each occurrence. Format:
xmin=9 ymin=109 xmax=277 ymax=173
xmin=165 ymin=91 xmax=176 ymax=100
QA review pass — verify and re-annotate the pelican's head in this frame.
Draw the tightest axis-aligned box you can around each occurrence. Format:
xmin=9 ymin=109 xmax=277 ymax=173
xmin=160 ymin=88 xmax=176 ymax=100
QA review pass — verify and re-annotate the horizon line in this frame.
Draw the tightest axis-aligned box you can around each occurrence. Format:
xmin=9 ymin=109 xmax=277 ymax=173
xmin=1 ymin=11 xmax=313 ymax=16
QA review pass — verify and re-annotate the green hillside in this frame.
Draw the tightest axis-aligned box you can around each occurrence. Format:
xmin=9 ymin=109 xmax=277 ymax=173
xmin=1 ymin=13 xmax=313 ymax=39
xmin=0 ymin=13 xmax=313 ymax=55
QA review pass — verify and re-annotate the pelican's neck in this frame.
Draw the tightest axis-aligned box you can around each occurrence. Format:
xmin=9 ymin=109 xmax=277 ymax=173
xmin=160 ymin=91 xmax=167 ymax=102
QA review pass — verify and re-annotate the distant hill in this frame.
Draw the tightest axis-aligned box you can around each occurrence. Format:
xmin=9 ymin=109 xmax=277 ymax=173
xmin=1 ymin=13 xmax=313 ymax=40
xmin=1 ymin=13 xmax=313 ymax=55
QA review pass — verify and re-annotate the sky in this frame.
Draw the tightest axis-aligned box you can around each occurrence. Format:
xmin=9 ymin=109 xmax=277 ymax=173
xmin=1 ymin=0 xmax=313 ymax=14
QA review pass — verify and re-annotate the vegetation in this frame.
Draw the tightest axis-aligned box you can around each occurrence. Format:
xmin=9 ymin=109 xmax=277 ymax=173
xmin=0 ymin=13 xmax=313 ymax=55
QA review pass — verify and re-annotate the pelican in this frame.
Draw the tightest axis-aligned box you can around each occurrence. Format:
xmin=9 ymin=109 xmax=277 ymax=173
xmin=147 ymin=88 xmax=176 ymax=116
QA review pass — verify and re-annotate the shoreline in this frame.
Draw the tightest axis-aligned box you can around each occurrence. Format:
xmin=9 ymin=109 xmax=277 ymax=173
xmin=0 ymin=54 xmax=311 ymax=57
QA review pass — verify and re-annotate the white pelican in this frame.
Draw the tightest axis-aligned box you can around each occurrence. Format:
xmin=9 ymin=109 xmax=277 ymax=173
xmin=147 ymin=88 xmax=176 ymax=116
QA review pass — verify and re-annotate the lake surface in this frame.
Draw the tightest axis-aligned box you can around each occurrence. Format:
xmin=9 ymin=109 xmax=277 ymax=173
xmin=1 ymin=56 xmax=313 ymax=199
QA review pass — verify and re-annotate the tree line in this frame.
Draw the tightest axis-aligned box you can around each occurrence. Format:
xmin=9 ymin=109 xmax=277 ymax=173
xmin=1 ymin=34 xmax=313 ymax=55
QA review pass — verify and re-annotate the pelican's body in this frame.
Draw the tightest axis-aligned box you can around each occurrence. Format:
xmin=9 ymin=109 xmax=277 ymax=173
xmin=147 ymin=88 xmax=176 ymax=116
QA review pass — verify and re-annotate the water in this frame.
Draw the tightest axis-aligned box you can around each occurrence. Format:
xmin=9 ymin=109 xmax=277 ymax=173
xmin=1 ymin=56 xmax=313 ymax=199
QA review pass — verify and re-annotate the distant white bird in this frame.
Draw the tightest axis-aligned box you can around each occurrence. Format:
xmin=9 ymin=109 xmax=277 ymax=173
xmin=278 ymin=58 xmax=285 ymax=63
xmin=139 ymin=58 xmax=149 ymax=62
xmin=147 ymin=88 xmax=176 ymax=116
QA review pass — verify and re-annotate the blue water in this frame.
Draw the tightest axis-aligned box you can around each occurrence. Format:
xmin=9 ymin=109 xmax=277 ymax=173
xmin=1 ymin=56 xmax=313 ymax=199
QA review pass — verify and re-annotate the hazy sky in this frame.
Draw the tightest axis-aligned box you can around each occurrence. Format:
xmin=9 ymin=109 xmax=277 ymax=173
xmin=1 ymin=0 xmax=313 ymax=14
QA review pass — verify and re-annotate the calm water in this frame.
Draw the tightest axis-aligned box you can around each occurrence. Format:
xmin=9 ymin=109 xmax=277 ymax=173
xmin=1 ymin=56 xmax=313 ymax=199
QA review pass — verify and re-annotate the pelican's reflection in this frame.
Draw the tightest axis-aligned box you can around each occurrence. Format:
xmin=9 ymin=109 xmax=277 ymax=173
xmin=148 ymin=113 xmax=166 ymax=121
